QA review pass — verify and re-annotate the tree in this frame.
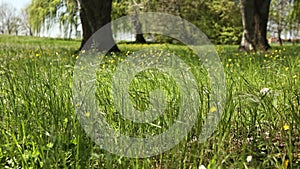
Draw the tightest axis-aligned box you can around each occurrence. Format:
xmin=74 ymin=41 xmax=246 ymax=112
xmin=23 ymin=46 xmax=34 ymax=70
xmin=78 ymin=0 xmax=119 ymax=52
xmin=269 ymin=0 xmax=292 ymax=46
xmin=289 ymin=0 xmax=300 ymax=42
xmin=204 ymin=0 xmax=242 ymax=44
xmin=0 ymin=3 xmax=20 ymax=35
xmin=19 ymin=9 xmax=33 ymax=36
xmin=240 ymin=0 xmax=271 ymax=51
xmin=9 ymin=17 xmax=22 ymax=35
xmin=28 ymin=0 xmax=80 ymax=38
xmin=131 ymin=3 xmax=146 ymax=43
xmin=27 ymin=0 xmax=59 ymax=36
xmin=112 ymin=0 xmax=147 ymax=43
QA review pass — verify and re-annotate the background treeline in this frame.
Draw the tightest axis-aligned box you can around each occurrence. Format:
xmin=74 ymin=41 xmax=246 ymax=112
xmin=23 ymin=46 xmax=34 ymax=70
xmin=112 ymin=0 xmax=242 ymax=45
xmin=0 ymin=0 xmax=299 ymax=45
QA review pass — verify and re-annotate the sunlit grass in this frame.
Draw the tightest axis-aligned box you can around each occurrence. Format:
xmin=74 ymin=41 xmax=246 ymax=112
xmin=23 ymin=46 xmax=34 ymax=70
xmin=0 ymin=35 xmax=299 ymax=168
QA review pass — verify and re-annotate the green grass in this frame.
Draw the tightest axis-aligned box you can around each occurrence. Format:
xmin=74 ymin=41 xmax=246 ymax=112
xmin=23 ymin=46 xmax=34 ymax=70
xmin=0 ymin=35 xmax=300 ymax=168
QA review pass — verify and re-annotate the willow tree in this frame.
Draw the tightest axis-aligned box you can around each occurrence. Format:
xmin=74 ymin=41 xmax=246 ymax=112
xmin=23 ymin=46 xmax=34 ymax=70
xmin=27 ymin=0 xmax=59 ymax=36
xmin=240 ymin=0 xmax=271 ymax=51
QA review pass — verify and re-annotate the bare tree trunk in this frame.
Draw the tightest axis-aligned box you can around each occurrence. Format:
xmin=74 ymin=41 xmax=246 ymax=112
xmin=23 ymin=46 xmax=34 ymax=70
xmin=69 ymin=23 xmax=73 ymax=40
xmin=29 ymin=28 xmax=33 ymax=36
xmin=278 ymin=29 xmax=283 ymax=46
xmin=239 ymin=0 xmax=271 ymax=51
xmin=78 ymin=0 xmax=119 ymax=52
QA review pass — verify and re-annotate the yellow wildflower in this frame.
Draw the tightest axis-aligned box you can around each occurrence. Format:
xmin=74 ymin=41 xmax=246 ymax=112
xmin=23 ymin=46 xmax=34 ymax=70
xmin=86 ymin=112 xmax=91 ymax=118
xmin=282 ymin=159 xmax=289 ymax=169
xmin=209 ymin=106 xmax=217 ymax=112
xmin=283 ymin=124 xmax=289 ymax=131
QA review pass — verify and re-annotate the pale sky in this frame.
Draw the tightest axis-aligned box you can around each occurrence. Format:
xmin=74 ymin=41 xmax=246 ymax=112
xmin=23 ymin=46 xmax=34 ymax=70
xmin=0 ymin=0 xmax=31 ymax=10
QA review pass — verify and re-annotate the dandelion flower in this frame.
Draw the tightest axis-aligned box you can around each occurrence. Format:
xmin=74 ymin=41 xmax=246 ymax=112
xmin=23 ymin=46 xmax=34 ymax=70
xmin=282 ymin=159 xmax=289 ymax=169
xmin=283 ymin=124 xmax=289 ymax=131
xmin=209 ymin=106 xmax=217 ymax=112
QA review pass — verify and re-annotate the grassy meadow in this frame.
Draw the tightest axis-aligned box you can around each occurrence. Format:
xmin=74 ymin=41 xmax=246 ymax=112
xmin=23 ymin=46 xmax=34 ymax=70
xmin=0 ymin=35 xmax=300 ymax=168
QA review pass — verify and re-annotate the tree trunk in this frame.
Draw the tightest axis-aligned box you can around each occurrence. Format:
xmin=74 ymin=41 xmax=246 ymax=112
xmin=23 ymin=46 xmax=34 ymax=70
xmin=278 ymin=29 xmax=283 ymax=46
xmin=78 ymin=0 xmax=119 ymax=52
xmin=239 ymin=0 xmax=271 ymax=51
xmin=29 ymin=28 xmax=33 ymax=36
xmin=132 ymin=14 xmax=146 ymax=43
xmin=69 ymin=23 xmax=73 ymax=40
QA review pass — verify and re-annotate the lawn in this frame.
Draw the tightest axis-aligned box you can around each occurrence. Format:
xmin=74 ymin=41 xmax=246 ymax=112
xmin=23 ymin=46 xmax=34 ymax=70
xmin=0 ymin=35 xmax=299 ymax=168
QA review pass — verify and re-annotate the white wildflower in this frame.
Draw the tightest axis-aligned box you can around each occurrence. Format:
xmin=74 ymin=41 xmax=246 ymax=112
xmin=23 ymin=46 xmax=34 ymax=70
xmin=246 ymin=155 xmax=252 ymax=162
xmin=199 ymin=165 xmax=206 ymax=169
xmin=260 ymin=88 xmax=270 ymax=95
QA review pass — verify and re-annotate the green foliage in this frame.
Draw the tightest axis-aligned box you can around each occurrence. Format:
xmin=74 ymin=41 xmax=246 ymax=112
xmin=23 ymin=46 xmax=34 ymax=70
xmin=112 ymin=1 xmax=130 ymax=20
xmin=182 ymin=0 xmax=242 ymax=45
xmin=204 ymin=0 xmax=242 ymax=44
xmin=111 ymin=0 xmax=242 ymax=44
